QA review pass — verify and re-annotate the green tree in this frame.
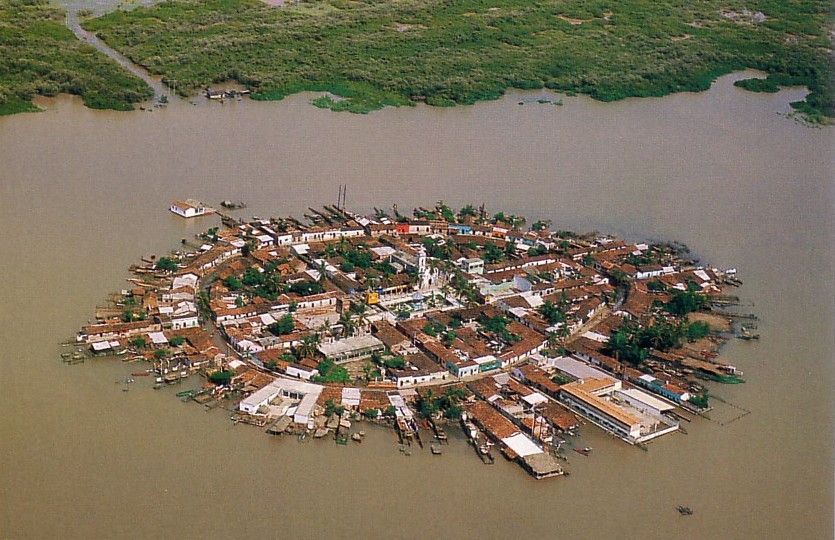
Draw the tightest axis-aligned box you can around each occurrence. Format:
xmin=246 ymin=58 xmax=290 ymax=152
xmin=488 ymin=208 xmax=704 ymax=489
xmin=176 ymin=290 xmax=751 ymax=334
xmin=317 ymin=358 xmax=335 ymax=377
xmin=383 ymin=356 xmax=405 ymax=369
xmin=647 ymin=280 xmax=666 ymax=292
xmin=296 ymin=332 xmax=321 ymax=358
xmin=169 ymin=335 xmax=184 ymax=347
xmin=289 ymin=281 xmax=323 ymax=296
xmin=338 ymin=310 xmax=356 ymax=337
xmin=423 ymin=321 xmax=442 ymax=337
xmin=417 ymin=389 xmax=439 ymax=417
xmin=222 ymin=276 xmax=242 ymax=291
xmin=539 ymin=300 xmax=566 ymax=325
xmin=443 ymin=404 xmax=463 ymax=419
xmin=458 ymin=205 xmax=477 ymax=219
xmin=268 ymin=314 xmax=295 ymax=336
xmin=606 ymin=323 xmax=648 ymax=365
xmin=208 ymin=370 xmax=234 ymax=385
xmin=324 ymin=399 xmax=346 ymax=417
xmin=666 ymin=291 xmax=709 ymax=316
xmin=242 ymin=267 xmax=265 ymax=287
xmin=156 ymin=257 xmax=177 ymax=272
xmin=482 ymin=243 xmax=504 ymax=264
xmin=686 ymin=321 xmax=711 ymax=341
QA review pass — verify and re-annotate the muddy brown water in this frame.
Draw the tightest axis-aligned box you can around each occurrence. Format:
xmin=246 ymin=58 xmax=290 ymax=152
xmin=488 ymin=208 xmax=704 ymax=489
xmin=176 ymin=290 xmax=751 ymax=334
xmin=0 ymin=74 xmax=832 ymax=538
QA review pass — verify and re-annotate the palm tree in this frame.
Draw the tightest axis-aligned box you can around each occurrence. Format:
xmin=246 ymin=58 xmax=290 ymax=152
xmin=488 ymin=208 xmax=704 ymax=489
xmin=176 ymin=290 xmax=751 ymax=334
xmin=318 ymin=319 xmax=332 ymax=338
xmin=338 ymin=310 xmax=356 ymax=337
xmin=353 ymin=302 xmax=369 ymax=335
xmin=297 ymin=332 xmax=321 ymax=359
xmin=546 ymin=331 xmax=560 ymax=350
xmin=555 ymin=322 xmax=571 ymax=344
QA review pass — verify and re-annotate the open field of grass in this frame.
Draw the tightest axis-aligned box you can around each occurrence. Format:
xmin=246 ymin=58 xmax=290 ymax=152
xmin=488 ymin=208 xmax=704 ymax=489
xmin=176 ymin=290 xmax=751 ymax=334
xmin=0 ymin=0 xmax=152 ymax=115
xmin=81 ymin=0 xmax=833 ymax=119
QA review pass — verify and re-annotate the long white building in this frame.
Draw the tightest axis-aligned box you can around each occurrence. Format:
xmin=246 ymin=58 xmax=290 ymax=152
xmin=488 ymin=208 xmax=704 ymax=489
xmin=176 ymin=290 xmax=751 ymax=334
xmin=559 ymin=378 xmax=678 ymax=444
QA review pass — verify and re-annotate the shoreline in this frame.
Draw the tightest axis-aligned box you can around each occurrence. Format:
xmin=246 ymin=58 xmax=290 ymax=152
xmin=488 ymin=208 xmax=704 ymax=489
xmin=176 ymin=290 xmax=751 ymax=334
xmin=13 ymin=70 xmax=816 ymax=126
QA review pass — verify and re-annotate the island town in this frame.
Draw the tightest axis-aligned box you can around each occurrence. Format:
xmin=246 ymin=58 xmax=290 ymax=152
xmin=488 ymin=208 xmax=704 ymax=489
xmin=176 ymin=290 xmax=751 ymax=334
xmin=69 ymin=199 xmax=754 ymax=480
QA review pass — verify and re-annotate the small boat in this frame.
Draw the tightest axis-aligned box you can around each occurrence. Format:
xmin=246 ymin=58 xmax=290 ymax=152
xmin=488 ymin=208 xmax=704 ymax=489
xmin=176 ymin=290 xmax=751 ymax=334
xmin=676 ymin=506 xmax=694 ymax=516
xmin=131 ymin=372 xmax=151 ymax=377
xmin=431 ymin=443 xmax=442 ymax=455
xmin=176 ymin=389 xmax=194 ymax=397
xmin=573 ymin=448 xmax=590 ymax=457
xmin=583 ymin=446 xmax=593 ymax=453
xmin=220 ymin=200 xmax=247 ymax=209
xmin=351 ymin=433 xmax=362 ymax=442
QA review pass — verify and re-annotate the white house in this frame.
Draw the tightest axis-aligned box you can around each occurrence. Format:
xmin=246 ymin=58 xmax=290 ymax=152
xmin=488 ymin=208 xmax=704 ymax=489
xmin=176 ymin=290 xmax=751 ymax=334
xmin=170 ymin=199 xmax=213 ymax=219
xmin=456 ymin=257 xmax=485 ymax=275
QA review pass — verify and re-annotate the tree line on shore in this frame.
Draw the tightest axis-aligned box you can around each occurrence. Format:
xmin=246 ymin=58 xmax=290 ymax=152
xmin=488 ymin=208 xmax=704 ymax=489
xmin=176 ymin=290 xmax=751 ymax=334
xmin=2 ymin=0 xmax=831 ymax=121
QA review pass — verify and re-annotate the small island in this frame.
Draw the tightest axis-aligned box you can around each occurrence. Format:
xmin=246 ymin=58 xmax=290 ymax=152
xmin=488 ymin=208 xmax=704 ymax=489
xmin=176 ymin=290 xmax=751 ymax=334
xmin=71 ymin=200 xmax=755 ymax=478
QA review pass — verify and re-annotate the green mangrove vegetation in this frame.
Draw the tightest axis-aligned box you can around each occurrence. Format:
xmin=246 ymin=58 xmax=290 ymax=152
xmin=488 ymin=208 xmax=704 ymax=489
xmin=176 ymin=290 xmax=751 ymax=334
xmin=78 ymin=0 xmax=834 ymax=118
xmin=0 ymin=0 xmax=152 ymax=115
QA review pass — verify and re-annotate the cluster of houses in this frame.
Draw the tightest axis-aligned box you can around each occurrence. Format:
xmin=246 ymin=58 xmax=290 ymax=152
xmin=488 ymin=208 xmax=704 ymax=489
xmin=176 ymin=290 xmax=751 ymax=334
xmin=78 ymin=201 xmax=743 ymax=475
